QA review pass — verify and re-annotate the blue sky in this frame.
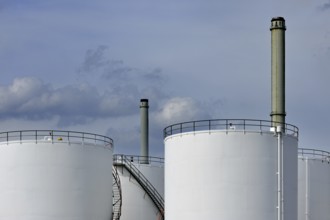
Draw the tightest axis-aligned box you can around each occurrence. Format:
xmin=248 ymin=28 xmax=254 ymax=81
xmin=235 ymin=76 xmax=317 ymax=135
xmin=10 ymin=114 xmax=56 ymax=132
xmin=0 ymin=0 xmax=329 ymax=156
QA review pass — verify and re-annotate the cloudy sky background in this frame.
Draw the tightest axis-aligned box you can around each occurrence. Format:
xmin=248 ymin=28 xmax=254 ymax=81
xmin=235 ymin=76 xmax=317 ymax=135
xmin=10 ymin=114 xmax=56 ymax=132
xmin=0 ymin=0 xmax=329 ymax=156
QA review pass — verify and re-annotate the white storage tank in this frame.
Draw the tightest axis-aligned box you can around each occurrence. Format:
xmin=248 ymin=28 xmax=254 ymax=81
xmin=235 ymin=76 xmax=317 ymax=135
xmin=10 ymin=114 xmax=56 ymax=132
xmin=298 ymin=148 xmax=330 ymax=220
xmin=164 ymin=119 xmax=298 ymax=220
xmin=0 ymin=130 xmax=113 ymax=220
xmin=113 ymin=155 xmax=164 ymax=220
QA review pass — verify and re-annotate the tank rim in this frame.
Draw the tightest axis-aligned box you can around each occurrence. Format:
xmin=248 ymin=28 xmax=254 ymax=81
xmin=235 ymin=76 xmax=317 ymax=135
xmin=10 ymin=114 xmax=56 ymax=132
xmin=0 ymin=130 xmax=113 ymax=149
xmin=163 ymin=119 xmax=298 ymax=139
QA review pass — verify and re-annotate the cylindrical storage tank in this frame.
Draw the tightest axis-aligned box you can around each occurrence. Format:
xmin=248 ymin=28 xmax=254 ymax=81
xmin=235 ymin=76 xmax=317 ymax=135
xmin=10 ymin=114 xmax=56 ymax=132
xmin=0 ymin=130 xmax=113 ymax=220
xmin=164 ymin=119 xmax=298 ymax=220
xmin=298 ymin=148 xmax=330 ymax=220
xmin=113 ymin=155 xmax=164 ymax=220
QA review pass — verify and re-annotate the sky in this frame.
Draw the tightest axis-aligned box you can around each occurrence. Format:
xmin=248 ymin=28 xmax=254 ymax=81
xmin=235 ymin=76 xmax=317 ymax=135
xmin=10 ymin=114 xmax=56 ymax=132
xmin=0 ymin=0 xmax=329 ymax=156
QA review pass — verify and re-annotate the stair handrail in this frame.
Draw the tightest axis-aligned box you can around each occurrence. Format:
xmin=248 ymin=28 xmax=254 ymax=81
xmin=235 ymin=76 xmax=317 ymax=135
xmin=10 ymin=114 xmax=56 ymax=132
xmin=112 ymin=165 xmax=122 ymax=220
xmin=113 ymin=154 xmax=164 ymax=219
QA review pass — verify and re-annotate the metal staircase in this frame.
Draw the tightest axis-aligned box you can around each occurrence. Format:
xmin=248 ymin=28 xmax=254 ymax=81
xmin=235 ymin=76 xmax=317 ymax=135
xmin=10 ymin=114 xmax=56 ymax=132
xmin=112 ymin=166 xmax=122 ymax=220
xmin=113 ymin=155 xmax=164 ymax=220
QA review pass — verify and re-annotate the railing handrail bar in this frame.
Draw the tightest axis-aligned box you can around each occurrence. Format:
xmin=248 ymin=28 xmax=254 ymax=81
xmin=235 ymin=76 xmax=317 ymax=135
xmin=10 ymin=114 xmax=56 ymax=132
xmin=114 ymin=155 xmax=164 ymax=203
xmin=113 ymin=155 xmax=164 ymax=219
xmin=112 ymin=166 xmax=122 ymax=220
xmin=298 ymin=148 xmax=330 ymax=159
xmin=113 ymin=154 xmax=164 ymax=165
xmin=118 ymin=159 xmax=164 ymax=213
xmin=0 ymin=130 xmax=113 ymax=148
xmin=164 ymin=118 xmax=297 ymax=130
xmin=163 ymin=119 xmax=298 ymax=138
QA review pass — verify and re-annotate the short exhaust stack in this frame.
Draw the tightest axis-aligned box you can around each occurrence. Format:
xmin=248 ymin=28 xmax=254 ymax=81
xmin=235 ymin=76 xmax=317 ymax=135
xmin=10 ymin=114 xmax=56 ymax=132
xmin=140 ymin=99 xmax=149 ymax=164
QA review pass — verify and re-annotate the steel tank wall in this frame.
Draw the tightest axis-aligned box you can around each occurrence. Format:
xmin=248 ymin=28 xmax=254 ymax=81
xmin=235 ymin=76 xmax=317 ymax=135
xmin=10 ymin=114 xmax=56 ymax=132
xmin=165 ymin=129 xmax=298 ymax=220
xmin=137 ymin=164 xmax=164 ymax=196
xmin=298 ymin=150 xmax=330 ymax=220
xmin=0 ymin=135 xmax=113 ymax=220
xmin=116 ymin=159 xmax=164 ymax=220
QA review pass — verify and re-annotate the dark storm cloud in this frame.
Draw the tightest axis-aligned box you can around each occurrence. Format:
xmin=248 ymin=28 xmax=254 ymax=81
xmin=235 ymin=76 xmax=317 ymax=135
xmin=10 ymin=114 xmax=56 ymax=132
xmin=319 ymin=1 xmax=330 ymax=11
xmin=142 ymin=68 xmax=164 ymax=83
xmin=78 ymin=45 xmax=112 ymax=74
xmin=102 ymin=63 xmax=134 ymax=81
xmin=78 ymin=45 xmax=166 ymax=85
xmin=77 ymin=45 xmax=169 ymax=114
xmin=78 ymin=45 xmax=133 ymax=81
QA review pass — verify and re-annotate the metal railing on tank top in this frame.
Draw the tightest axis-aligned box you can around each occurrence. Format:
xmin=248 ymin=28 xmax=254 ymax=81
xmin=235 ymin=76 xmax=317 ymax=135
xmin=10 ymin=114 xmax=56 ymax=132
xmin=298 ymin=148 xmax=330 ymax=162
xmin=163 ymin=119 xmax=298 ymax=138
xmin=0 ymin=130 xmax=113 ymax=149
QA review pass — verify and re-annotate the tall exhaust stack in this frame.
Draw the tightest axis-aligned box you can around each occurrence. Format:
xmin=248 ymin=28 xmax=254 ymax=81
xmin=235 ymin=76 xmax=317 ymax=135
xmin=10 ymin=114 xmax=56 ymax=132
xmin=140 ymin=99 xmax=149 ymax=164
xmin=270 ymin=17 xmax=286 ymax=127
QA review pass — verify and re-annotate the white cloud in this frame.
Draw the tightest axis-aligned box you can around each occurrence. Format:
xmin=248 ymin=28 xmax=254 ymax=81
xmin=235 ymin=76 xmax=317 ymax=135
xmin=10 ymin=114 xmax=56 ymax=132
xmin=0 ymin=77 xmax=140 ymax=124
xmin=154 ymin=97 xmax=209 ymax=127
xmin=0 ymin=77 xmax=46 ymax=113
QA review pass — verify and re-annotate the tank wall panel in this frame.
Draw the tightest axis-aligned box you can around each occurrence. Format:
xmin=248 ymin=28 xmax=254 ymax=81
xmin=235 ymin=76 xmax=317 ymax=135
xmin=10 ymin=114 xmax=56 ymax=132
xmin=0 ymin=141 xmax=113 ymax=220
xmin=117 ymin=164 xmax=164 ymax=220
xmin=283 ymin=138 xmax=298 ymax=220
xmin=298 ymin=158 xmax=330 ymax=220
xmin=165 ymin=131 xmax=297 ymax=220
xmin=135 ymin=164 xmax=164 ymax=196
